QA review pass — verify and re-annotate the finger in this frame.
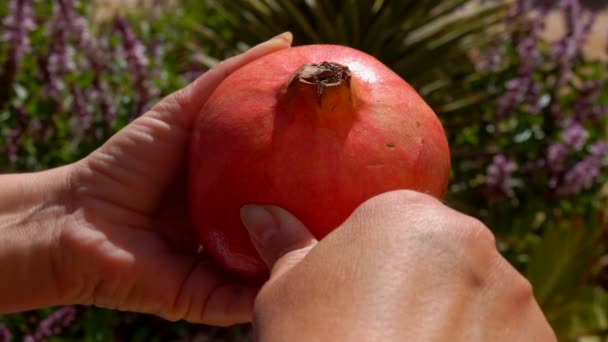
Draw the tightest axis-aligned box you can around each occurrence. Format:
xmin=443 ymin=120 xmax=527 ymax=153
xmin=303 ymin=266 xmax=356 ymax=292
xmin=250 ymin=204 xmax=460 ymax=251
xmin=166 ymin=254 xmax=258 ymax=326
xmin=240 ymin=205 xmax=317 ymax=277
xmin=171 ymin=32 xmax=293 ymax=127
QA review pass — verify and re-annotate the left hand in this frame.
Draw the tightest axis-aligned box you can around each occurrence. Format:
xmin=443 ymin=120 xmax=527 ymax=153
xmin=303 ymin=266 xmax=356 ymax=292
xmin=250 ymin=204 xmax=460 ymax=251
xmin=0 ymin=32 xmax=292 ymax=326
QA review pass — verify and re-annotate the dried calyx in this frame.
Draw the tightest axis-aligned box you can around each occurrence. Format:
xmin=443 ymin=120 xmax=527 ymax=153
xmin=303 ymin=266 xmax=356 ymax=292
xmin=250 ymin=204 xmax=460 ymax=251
xmin=290 ymin=62 xmax=351 ymax=98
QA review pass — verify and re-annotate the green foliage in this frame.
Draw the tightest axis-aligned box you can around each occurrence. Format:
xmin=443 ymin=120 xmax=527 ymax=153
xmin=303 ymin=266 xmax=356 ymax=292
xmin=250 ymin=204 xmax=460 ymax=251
xmin=204 ymin=0 xmax=508 ymax=115
xmin=444 ymin=3 xmax=608 ymax=339
xmin=0 ymin=0 xmax=213 ymax=173
xmin=525 ymin=219 xmax=607 ymax=338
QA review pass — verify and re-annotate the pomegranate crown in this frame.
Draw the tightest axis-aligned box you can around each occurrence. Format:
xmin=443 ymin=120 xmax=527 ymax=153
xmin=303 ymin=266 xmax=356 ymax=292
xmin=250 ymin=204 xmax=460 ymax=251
xmin=289 ymin=61 xmax=351 ymax=98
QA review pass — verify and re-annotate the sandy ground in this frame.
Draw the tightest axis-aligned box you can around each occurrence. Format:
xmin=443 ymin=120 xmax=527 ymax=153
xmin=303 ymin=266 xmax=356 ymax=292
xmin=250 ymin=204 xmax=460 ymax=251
xmin=92 ymin=0 xmax=177 ymax=22
xmin=542 ymin=8 xmax=608 ymax=60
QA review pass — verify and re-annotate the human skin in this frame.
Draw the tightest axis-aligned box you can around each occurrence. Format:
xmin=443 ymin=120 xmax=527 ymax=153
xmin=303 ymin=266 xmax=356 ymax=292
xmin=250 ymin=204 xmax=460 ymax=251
xmin=241 ymin=190 xmax=557 ymax=341
xmin=0 ymin=32 xmax=293 ymax=326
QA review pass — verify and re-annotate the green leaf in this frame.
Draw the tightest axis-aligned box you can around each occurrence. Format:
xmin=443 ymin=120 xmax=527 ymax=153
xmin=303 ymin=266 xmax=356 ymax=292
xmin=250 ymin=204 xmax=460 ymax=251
xmin=548 ymin=286 xmax=608 ymax=340
xmin=525 ymin=220 xmax=605 ymax=340
xmin=526 ymin=221 xmax=602 ymax=306
xmin=274 ymin=0 xmax=322 ymax=43
xmin=198 ymin=0 xmax=508 ymax=119
xmin=82 ymin=308 xmax=118 ymax=342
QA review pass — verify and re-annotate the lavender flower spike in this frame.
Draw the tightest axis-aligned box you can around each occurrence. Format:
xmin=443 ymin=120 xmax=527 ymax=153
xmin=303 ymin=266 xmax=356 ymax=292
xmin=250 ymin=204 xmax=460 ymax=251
xmin=561 ymin=122 xmax=588 ymax=151
xmin=0 ymin=324 xmax=12 ymax=342
xmin=557 ymin=141 xmax=608 ymax=196
xmin=23 ymin=306 xmax=77 ymax=342
xmin=557 ymin=156 xmax=602 ymax=195
xmin=3 ymin=0 xmax=35 ymax=61
xmin=590 ymin=141 xmax=608 ymax=164
xmin=486 ymin=154 xmax=518 ymax=197
xmin=114 ymin=16 xmax=153 ymax=119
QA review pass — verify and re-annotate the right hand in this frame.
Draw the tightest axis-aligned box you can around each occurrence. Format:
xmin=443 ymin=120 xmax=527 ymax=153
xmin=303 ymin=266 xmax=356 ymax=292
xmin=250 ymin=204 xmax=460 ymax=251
xmin=240 ymin=190 xmax=556 ymax=341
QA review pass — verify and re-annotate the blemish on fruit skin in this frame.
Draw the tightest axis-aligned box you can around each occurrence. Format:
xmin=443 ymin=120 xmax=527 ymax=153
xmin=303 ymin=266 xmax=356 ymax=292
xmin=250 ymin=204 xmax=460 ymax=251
xmin=366 ymin=163 xmax=385 ymax=169
xmin=386 ymin=143 xmax=396 ymax=149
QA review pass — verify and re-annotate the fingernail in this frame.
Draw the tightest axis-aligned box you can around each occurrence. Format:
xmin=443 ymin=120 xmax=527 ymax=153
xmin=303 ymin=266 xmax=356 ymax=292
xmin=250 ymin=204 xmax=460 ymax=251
xmin=270 ymin=31 xmax=293 ymax=45
xmin=240 ymin=205 xmax=279 ymax=243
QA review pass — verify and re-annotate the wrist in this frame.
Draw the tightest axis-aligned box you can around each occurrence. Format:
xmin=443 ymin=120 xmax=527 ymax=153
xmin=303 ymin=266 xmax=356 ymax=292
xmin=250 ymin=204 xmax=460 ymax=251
xmin=0 ymin=165 xmax=75 ymax=313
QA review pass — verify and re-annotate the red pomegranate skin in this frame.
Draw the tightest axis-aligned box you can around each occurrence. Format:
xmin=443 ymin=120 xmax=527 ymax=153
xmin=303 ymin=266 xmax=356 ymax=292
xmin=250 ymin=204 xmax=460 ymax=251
xmin=188 ymin=44 xmax=450 ymax=283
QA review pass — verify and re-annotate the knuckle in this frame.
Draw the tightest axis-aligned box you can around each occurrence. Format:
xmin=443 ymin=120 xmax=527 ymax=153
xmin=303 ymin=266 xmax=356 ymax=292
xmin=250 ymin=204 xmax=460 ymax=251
xmin=512 ymin=273 xmax=535 ymax=301
xmin=461 ymin=215 xmax=496 ymax=249
xmin=488 ymin=257 xmax=536 ymax=304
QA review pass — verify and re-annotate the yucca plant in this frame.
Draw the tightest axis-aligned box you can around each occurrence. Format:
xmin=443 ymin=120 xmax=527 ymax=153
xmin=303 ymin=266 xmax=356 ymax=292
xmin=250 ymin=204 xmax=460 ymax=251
xmin=194 ymin=0 xmax=509 ymax=116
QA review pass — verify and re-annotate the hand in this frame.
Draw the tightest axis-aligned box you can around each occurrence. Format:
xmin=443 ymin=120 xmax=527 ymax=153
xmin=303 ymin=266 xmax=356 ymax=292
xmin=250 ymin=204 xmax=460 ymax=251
xmin=241 ymin=190 xmax=557 ymax=341
xmin=0 ymin=33 xmax=292 ymax=326
xmin=60 ymin=33 xmax=293 ymax=325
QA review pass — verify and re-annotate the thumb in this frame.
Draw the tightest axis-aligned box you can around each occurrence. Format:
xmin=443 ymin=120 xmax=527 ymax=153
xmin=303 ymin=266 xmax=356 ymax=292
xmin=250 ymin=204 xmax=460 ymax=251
xmin=240 ymin=205 xmax=317 ymax=279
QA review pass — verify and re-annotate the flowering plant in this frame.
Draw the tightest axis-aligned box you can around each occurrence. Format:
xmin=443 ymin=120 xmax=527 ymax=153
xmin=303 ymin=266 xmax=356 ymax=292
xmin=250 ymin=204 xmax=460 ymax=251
xmin=0 ymin=0 xmax=194 ymax=172
xmin=454 ymin=0 xmax=608 ymax=206
xmin=447 ymin=0 xmax=608 ymax=339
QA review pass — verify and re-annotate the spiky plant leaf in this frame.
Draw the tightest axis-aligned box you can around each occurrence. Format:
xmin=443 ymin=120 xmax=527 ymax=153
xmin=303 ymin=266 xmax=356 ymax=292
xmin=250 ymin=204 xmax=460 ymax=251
xmin=202 ymin=0 xmax=509 ymax=116
xmin=548 ymin=286 xmax=608 ymax=340
xmin=525 ymin=219 xmax=608 ymax=340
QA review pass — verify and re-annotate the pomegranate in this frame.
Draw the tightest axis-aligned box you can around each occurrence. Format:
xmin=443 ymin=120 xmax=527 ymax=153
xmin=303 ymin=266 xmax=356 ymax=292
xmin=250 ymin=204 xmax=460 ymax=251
xmin=188 ymin=44 xmax=450 ymax=283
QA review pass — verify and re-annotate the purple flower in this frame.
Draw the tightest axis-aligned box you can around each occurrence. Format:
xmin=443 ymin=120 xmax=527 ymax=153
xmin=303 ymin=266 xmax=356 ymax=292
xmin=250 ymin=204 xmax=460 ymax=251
xmin=547 ymin=142 xmax=569 ymax=173
xmin=96 ymin=79 xmax=117 ymax=125
xmin=3 ymin=0 xmax=35 ymax=61
xmin=496 ymin=0 xmax=600 ymax=119
xmin=551 ymin=0 xmax=596 ymax=87
xmin=35 ymin=0 xmax=121 ymax=128
xmin=555 ymin=141 xmax=608 ymax=196
xmin=70 ymin=85 xmax=93 ymax=134
xmin=497 ymin=76 xmax=544 ymax=116
xmin=557 ymin=156 xmax=601 ymax=195
xmin=481 ymin=0 xmax=606 ymax=201
xmin=486 ymin=154 xmax=518 ymax=197
xmin=573 ymin=79 xmax=606 ymax=121
xmin=43 ymin=5 xmax=72 ymax=100
xmin=56 ymin=0 xmax=103 ymax=65
xmin=507 ymin=0 xmax=534 ymax=22
xmin=23 ymin=306 xmax=77 ymax=342
xmin=546 ymin=122 xmax=589 ymax=176
xmin=561 ymin=122 xmax=588 ymax=151
xmin=5 ymin=128 xmax=21 ymax=164
xmin=496 ymin=0 xmax=549 ymax=117
xmin=590 ymin=141 xmax=608 ymax=162
xmin=0 ymin=324 xmax=12 ymax=342
xmin=3 ymin=106 xmax=31 ymax=164
xmin=114 ymin=16 xmax=154 ymax=119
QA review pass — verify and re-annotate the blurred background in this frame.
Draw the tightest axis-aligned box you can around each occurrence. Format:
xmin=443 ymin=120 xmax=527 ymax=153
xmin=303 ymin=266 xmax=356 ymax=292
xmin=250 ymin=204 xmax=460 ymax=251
xmin=1 ymin=0 xmax=608 ymax=341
